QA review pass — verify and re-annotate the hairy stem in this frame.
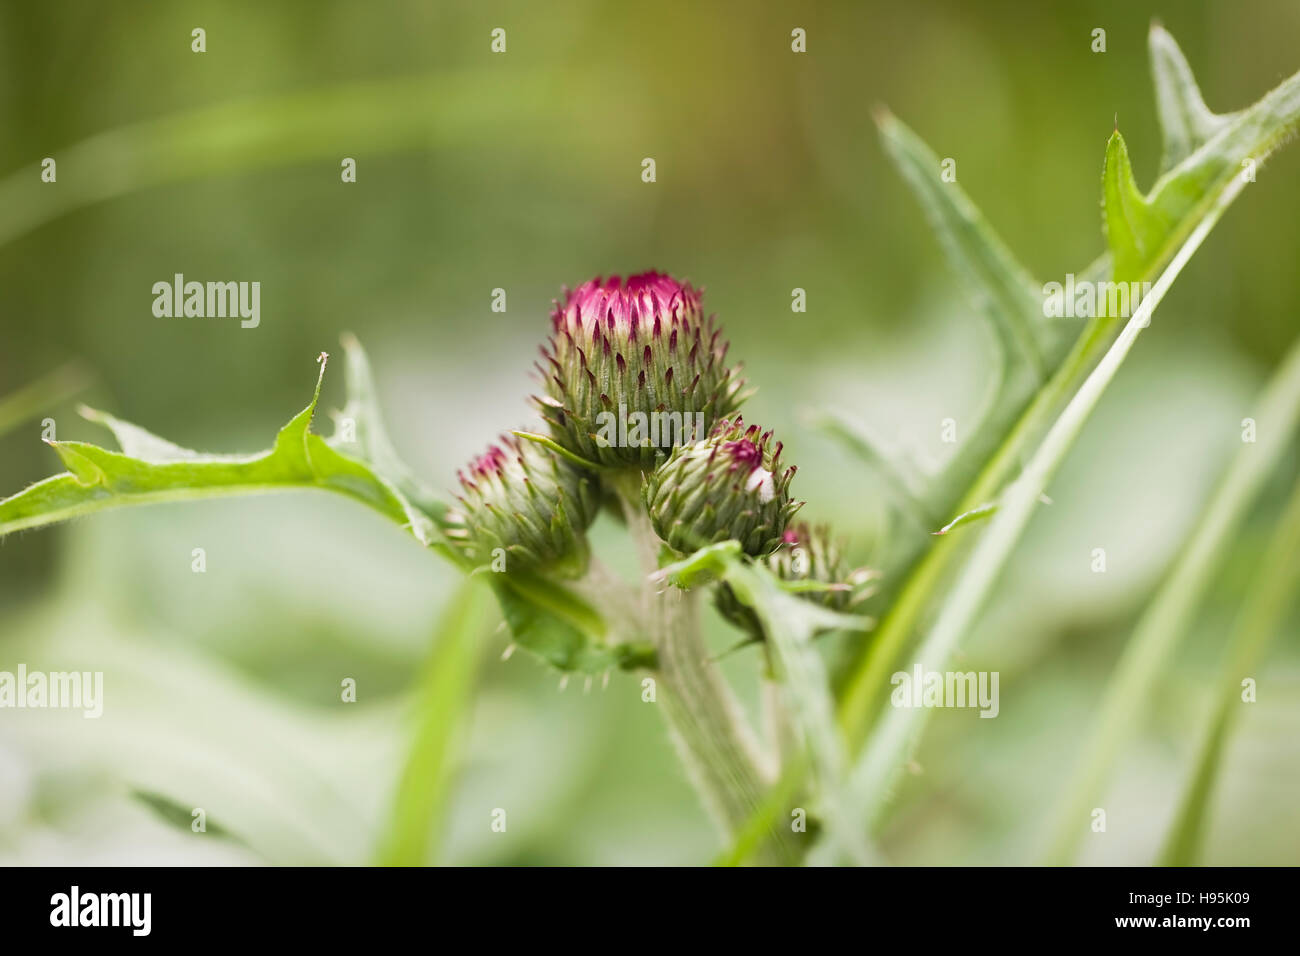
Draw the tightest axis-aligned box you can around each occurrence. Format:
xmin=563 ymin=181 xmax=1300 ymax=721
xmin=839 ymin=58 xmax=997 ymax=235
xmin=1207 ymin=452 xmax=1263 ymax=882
xmin=609 ymin=471 xmax=798 ymax=863
xmin=760 ymin=646 xmax=796 ymax=778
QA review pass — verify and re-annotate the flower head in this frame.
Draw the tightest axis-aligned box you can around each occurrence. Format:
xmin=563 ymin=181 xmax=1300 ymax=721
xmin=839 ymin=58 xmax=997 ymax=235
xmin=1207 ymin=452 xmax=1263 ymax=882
xmin=446 ymin=433 xmax=598 ymax=575
xmin=537 ymin=271 xmax=746 ymax=468
xmin=644 ymin=416 xmax=800 ymax=557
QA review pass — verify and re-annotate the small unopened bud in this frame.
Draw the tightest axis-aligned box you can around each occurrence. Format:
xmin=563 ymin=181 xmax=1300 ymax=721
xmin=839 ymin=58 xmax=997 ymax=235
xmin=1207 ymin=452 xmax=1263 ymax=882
xmin=644 ymin=416 xmax=801 ymax=557
xmin=446 ymin=434 xmax=598 ymax=575
xmin=715 ymin=522 xmax=877 ymax=638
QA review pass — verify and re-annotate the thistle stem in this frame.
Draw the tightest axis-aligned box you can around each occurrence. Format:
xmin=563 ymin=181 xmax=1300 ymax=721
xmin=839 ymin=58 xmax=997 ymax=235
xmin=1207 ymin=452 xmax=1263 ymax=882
xmin=609 ymin=470 xmax=797 ymax=863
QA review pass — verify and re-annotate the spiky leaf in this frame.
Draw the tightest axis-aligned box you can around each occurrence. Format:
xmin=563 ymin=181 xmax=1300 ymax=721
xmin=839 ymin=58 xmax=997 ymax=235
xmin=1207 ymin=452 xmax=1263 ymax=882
xmin=0 ymin=348 xmax=442 ymax=550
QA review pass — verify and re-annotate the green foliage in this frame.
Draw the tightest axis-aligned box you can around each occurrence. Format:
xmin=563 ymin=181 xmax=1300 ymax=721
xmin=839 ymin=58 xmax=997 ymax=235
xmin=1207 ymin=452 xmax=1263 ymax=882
xmin=488 ymin=567 xmax=653 ymax=674
xmin=1046 ymin=338 xmax=1300 ymax=864
xmin=377 ymin=579 xmax=495 ymax=866
xmin=723 ymin=23 xmax=1300 ymax=864
xmin=0 ymin=346 xmax=441 ymax=550
xmin=1107 ymin=24 xmax=1300 ymax=284
xmin=833 ymin=23 xmax=1300 ymax=741
xmin=875 ymin=107 xmax=1049 ymax=383
xmin=0 ymin=339 xmax=651 ymax=677
xmin=1149 ymin=24 xmax=1239 ymax=171
xmin=1158 ymin=473 xmax=1300 ymax=866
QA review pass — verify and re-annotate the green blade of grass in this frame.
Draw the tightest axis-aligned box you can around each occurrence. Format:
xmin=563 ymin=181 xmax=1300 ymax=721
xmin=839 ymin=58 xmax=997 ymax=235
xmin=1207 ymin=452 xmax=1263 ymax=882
xmin=376 ymin=578 xmax=495 ymax=865
xmin=0 ymin=71 xmax=568 ymax=250
xmin=1158 ymin=474 xmax=1300 ymax=866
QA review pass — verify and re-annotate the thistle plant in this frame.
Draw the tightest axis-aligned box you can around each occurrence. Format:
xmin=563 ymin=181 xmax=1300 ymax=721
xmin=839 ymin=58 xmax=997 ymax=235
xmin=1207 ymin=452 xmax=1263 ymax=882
xmin=3 ymin=23 xmax=1300 ymax=868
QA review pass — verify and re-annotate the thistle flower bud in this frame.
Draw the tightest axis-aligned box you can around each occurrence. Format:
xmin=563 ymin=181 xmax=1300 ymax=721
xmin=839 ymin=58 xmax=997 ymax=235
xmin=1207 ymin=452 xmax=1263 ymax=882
xmin=446 ymin=434 xmax=598 ymax=575
xmin=715 ymin=522 xmax=878 ymax=638
xmin=537 ymin=272 xmax=746 ymax=469
xmin=644 ymin=416 xmax=801 ymax=557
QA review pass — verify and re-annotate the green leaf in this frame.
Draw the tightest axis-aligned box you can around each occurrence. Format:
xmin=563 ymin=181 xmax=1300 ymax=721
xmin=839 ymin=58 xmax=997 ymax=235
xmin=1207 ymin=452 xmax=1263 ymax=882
xmin=489 ymin=567 xmax=653 ymax=674
xmin=329 ymin=332 xmax=449 ymax=525
xmin=1102 ymin=130 xmax=1168 ymax=285
xmin=0 ymin=349 xmax=442 ymax=551
xmin=931 ymin=501 xmax=997 ymax=536
xmin=76 ymin=404 xmax=202 ymax=461
xmin=1106 ymin=27 xmax=1300 ymax=282
xmin=833 ymin=113 xmax=1109 ymax=743
xmin=1149 ymin=23 xmax=1239 ymax=172
xmin=376 ymin=579 xmax=495 ymax=865
xmin=834 ymin=258 xmax=1106 ymax=757
xmin=875 ymin=109 xmax=1048 ymax=382
xmin=1044 ymin=335 xmax=1300 ymax=864
xmin=841 ymin=137 xmax=1255 ymax=843
xmin=0 ymin=340 xmax=634 ymax=676
xmin=512 ymin=430 xmax=604 ymax=472
xmin=1158 ymin=475 xmax=1300 ymax=866
xmin=721 ymin=558 xmax=876 ymax=865
xmin=836 ymin=25 xmax=1300 ymax=751
xmin=654 ymin=539 xmax=745 ymax=589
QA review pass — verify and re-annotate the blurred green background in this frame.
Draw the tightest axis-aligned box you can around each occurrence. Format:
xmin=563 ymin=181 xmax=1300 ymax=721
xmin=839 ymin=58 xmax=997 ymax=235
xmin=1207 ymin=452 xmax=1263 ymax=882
xmin=1 ymin=0 xmax=1298 ymax=864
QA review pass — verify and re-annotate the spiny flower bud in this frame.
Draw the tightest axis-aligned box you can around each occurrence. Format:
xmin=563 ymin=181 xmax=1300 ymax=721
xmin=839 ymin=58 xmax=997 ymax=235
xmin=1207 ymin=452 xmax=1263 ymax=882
xmin=537 ymin=272 xmax=746 ymax=469
xmin=715 ymin=522 xmax=878 ymax=639
xmin=644 ymin=416 xmax=801 ymax=557
xmin=446 ymin=434 xmax=598 ymax=575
